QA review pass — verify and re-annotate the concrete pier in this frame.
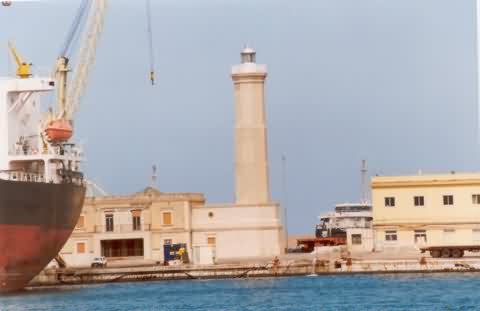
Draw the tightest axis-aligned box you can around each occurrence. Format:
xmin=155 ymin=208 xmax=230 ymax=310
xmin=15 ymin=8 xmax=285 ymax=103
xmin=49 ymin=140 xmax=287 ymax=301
xmin=28 ymin=256 xmax=480 ymax=288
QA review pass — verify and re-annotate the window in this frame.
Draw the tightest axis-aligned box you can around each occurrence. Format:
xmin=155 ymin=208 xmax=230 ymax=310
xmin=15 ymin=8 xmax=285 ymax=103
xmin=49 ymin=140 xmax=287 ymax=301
xmin=473 ymin=195 xmax=480 ymax=205
xmin=133 ymin=216 xmax=141 ymax=231
xmin=443 ymin=195 xmax=454 ymax=206
xmin=164 ymin=239 xmax=172 ymax=245
xmin=385 ymin=197 xmax=395 ymax=207
xmin=76 ymin=215 xmax=85 ymax=228
xmin=351 ymin=234 xmax=362 ymax=245
xmin=414 ymin=196 xmax=424 ymax=207
xmin=385 ymin=231 xmax=397 ymax=242
xmin=105 ymin=214 xmax=114 ymax=232
xmin=207 ymin=236 xmax=216 ymax=246
xmin=414 ymin=230 xmax=427 ymax=244
xmin=76 ymin=242 xmax=86 ymax=254
xmin=473 ymin=229 xmax=480 ymax=243
xmin=131 ymin=210 xmax=141 ymax=231
xmin=162 ymin=212 xmax=172 ymax=225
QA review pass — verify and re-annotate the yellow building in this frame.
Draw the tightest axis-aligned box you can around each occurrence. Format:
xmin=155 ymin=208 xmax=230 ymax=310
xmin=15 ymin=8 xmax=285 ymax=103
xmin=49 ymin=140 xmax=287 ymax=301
xmin=61 ymin=187 xmax=205 ymax=266
xmin=372 ymin=173 xmax=480 ymax=250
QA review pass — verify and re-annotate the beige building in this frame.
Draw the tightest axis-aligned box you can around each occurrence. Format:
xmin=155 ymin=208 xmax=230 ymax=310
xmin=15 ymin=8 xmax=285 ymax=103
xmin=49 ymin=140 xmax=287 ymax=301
xmin=372 ymin=173 xmax=480 ymax=250
xmin=61 ymin=47 xmax=284 ymax=266
xmin=61 ymin=187 xmax=205 ymax=266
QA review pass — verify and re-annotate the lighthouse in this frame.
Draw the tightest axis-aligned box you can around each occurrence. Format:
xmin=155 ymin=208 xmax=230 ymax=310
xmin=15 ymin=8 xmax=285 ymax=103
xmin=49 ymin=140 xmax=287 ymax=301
xmin=231 ymin=47 xmax=271 ymax=205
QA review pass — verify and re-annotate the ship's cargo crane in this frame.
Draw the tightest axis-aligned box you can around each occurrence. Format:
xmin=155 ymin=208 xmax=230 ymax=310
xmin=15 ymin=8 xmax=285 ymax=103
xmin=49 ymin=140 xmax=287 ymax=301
xmin=7 ymin=41 xmax=32 ymax=79
xmin=46 ymin=0 xmax=108 ymax=143
xmin=7 ymin=0 xmax=156 ymax=142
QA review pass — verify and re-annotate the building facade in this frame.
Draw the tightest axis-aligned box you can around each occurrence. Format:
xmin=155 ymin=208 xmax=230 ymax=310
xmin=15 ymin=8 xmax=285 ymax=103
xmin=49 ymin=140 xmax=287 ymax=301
xmin=192 ymin=202 xmax=283 ymax=263
xmin=60 ymin=187 xmax=205 ymax=266
xmin=61 ymin=187 xmax=283 ymax=266
xmin=372 ymin=173 xmax=480 ymax=250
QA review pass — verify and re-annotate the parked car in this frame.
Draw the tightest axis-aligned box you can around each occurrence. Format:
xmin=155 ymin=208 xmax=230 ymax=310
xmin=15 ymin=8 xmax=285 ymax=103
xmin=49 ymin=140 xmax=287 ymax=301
xmin=91 ymin=256 xmax=107 ymax=268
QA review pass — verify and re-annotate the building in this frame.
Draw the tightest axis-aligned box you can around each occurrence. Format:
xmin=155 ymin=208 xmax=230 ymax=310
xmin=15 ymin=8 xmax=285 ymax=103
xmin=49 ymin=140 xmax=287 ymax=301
xmin=60 ymin=47 xmax=284 ymax=266
xmin=372 ymin=173 xmax=480 ymax=250
xmin=60 ymin=187 xmax=205 ymax=266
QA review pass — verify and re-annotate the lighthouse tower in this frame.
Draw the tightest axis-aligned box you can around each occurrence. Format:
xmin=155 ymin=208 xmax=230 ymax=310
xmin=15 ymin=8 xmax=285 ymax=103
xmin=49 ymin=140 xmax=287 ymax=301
xmin=231 ymin=47 xmax=271 ymax=205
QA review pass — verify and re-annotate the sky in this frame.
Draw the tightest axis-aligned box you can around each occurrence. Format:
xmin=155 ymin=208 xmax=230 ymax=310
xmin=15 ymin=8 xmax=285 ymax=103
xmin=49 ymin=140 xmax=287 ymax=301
xmin=0 ymin=0 xmax=478 ymax=234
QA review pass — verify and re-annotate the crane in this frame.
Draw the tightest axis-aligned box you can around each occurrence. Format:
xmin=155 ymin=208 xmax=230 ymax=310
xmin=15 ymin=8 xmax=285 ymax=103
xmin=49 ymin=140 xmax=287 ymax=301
xmin=44 ymin=0 xmax=155 ymax=141
xmin=7 ymin=41 xmax=32 ymax=79
xmin=46 ymin=0 xmax=108 ymax=142
xmin=146 ymin=0 xmax=155 ymax=85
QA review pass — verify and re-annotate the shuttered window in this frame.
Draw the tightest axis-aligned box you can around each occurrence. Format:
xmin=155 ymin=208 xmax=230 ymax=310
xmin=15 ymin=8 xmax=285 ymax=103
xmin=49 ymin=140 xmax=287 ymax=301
xmin=76 ymin=242 xmax=86 ymax=254
xmin=385 ymin=197 xmax=395 ymax=207
xmin=207 ymin=236 xmax=216 ymax=246
xmin=443 ymin=195 xmax=454 ymax=206
xmin=163 ymin=212 xmax=172 ymax=225
xmin=473 ymin=195 xmax=480 ymax=205
xmin=131 ymin=210 xmax=142 ymax=231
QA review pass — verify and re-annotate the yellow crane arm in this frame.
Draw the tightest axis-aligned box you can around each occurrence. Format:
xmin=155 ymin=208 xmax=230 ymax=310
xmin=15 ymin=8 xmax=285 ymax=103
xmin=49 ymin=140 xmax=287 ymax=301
xmin=8 ymin=41 xmax=32 ymax=78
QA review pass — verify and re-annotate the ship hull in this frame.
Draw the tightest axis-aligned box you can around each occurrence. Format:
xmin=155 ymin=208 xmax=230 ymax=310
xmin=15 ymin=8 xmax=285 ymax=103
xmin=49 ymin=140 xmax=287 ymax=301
xmin=0 ymin=179 xmax=85 ymax=292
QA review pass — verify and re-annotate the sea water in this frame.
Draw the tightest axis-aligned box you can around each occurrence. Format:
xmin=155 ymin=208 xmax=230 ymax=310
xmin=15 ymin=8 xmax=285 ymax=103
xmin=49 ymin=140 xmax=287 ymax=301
xmin=0 ymin=273 xmax=478 ymax=310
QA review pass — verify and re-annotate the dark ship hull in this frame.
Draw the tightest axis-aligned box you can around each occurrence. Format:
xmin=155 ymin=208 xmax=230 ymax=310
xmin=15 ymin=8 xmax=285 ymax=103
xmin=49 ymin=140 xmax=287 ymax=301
xmin=0 ymin=179 xmax=85 ymax=292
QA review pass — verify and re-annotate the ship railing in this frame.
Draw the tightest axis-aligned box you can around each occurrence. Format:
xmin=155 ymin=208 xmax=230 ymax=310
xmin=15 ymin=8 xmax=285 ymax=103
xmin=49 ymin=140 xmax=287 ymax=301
xmin=9 ymin=136 xmax=84 ymax=158
xmin=1 ymin=170 xmax=45 ymax=183
xmin=9 ymin=134 xmax=41 ymax=156
xmin=94 ymin=224 xmax=151 ymax=233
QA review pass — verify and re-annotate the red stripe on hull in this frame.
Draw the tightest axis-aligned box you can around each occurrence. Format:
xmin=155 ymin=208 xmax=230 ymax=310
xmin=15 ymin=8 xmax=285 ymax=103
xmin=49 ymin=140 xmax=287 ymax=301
xmin=0 ymin=225 xmax=71 ymax=292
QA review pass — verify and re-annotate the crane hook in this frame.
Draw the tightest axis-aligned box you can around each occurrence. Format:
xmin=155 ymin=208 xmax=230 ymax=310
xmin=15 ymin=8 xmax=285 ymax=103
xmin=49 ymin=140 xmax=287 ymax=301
xmin=146 ymin=0 xmax=156 ymax=86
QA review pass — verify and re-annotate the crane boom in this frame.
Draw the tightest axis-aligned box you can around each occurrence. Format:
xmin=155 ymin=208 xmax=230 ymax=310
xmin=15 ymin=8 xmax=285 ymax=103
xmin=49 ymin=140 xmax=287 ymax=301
xmin=65 ymin=0 xmax=108 ymax=120
xmin=8 ymin=41 xmax=31 ymax=78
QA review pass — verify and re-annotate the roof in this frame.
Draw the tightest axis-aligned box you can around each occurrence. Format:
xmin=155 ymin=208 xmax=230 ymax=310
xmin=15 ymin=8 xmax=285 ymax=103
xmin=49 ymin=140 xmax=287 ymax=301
xmin=372 ymin=172 xmax=480 ymax=189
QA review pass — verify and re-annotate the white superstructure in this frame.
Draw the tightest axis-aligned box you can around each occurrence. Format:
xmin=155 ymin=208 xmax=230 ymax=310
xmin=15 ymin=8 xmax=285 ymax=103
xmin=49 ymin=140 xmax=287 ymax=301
xmin=318 ymin=203 xmax=373 ymax=232
xmin=0 ymin=76 xmax=83 ymax=184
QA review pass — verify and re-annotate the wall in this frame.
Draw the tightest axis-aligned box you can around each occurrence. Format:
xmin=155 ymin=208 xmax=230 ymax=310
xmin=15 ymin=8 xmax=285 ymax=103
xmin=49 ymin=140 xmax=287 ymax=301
xmin=372 ymin=173 xmax=480 ymax=248
xmin=191 ymin=203 xmax=284 ymax=263
xmin=347 ymin=228 xmax=374 ymax=252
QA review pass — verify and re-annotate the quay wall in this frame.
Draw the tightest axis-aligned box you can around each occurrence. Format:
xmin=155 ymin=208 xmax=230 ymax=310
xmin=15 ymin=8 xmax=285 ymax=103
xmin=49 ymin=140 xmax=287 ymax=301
xmin=29 ymin=257 xmax=480 ymax=288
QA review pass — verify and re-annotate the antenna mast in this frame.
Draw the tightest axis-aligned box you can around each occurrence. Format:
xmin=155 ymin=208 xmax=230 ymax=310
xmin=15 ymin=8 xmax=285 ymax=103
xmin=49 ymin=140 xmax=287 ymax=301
xmin=361 ymin=159 xmax=369 ymax=204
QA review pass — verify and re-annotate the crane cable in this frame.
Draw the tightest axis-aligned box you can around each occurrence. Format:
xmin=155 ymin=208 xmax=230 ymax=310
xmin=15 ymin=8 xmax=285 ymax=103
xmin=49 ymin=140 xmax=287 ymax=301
xmin=60 ymin=0 xmax=91 ymax=58
xmin=146 ymin=0 xmax=155 ymax=85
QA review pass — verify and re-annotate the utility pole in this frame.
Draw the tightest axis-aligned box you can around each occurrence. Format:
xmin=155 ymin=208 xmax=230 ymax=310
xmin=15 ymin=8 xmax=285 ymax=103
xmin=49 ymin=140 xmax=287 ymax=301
xmin=476 ymin=0 xmax=480 ymax=151
xmin=282 ymin=154 xmax=289 ymax=252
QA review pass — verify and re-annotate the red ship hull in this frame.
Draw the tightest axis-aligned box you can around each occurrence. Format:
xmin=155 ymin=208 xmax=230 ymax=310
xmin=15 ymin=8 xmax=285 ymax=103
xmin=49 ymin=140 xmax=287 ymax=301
xmin=0 ymin=179 xmax=85 ymax=292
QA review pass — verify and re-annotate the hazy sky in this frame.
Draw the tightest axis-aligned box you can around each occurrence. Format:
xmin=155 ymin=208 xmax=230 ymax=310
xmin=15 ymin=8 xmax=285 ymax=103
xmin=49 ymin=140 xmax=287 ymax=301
xmin=0 ymin=0 xmax=478 ymax=234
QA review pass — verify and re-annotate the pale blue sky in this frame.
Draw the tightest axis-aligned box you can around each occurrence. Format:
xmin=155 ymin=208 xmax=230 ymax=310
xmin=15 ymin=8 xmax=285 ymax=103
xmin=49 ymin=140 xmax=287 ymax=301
xmin=0 ymin=0 xmax=478 ymax=233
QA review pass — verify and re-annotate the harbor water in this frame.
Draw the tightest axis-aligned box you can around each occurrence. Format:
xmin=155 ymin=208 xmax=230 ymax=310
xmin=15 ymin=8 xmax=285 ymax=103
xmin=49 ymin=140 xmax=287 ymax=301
xmin=1 ymin=273 xmax=479 ymax=310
